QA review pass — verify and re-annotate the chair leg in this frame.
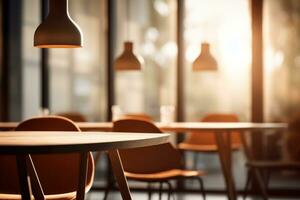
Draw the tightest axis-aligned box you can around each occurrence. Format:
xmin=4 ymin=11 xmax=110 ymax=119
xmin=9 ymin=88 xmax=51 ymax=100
xmin=263 ymin=169 xmax=271 ymax=189
xmin=165 ymin=181 xmax=174 ymax=200
xmin=243 ymin=168 xmax=253 ymax=200
xmin=193 ymin=153 xmax=199 ymax=169
xmin=103 ymin=176 xmax=115 ymax=200
xmin=253 ymin=168 xmax=269 ymax=200
xmin=147 ymin=183 xmax=152 ymax=200
xmin=103 ymin=153 xmax=112 ymax=200
xmin=159 ymin=182 xmax=163 ymax=200
xmin=196 ymin=177 xmax=206 ymax=200
xmin=102 ymin=187 xmax=110 ymax=200
xmin=103 ymin=174 xmax=114 ymax=200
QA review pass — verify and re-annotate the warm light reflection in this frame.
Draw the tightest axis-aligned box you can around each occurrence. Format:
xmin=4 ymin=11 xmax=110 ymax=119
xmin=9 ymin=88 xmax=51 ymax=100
xmin=219 ymin=21 xmax=251 ymax=71
xmin=154 ymin=0 xmax=170 ymax=16
xmin=157 ymin=41 xmax=177 ymax=67
xmin=185 ymin=0 xmax=251 ymax=72
xmin=265 ymin=48 xmax=284 ymax=71
xmin=185 ymin=0 xmax=251 ymax=121
xmin=186 ymin=44 xmax=200 ymax=62
xmin=116 ymin=0 xmax=177 ymax=116
xmin=263 ymin=0 xmax=300 ymax=121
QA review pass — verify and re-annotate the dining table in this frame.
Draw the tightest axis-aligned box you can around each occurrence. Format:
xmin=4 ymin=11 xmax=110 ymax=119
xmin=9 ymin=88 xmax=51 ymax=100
xmin=0 ymin=131 xmax=169 ymax=200
xmin=0 ymin=121 xmax=288 ymax=200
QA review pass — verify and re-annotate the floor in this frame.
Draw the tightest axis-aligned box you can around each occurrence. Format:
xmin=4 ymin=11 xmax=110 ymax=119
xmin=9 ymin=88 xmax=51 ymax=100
xmin=91 ymin=150 xmax=300 ymax=200
xmin=87 ymin=192 xmax=225 ymax=200
xmin=87 ymin=191 xmax=297 ymax=200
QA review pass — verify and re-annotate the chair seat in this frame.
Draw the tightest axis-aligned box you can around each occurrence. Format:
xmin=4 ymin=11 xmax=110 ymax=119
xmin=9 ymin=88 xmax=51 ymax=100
xmin=0 ymin=191 xmax=77 ymax=200
xmin=178 ymin=142 xmax=241 ymax=152
xmin=125 ymin=169 xmax=205 ymax=182
xmin=246 ymin=160 xmax=300 ymax=170
xmin=0 ymin=182 xmax=93 ymax=200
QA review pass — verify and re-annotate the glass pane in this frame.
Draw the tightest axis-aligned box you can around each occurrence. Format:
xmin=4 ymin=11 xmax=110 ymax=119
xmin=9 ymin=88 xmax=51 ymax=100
xmin=264 ymin=0 xmax=300 ymax=121
xmin=184 ymin=0 xmax=251 ymax=122
xmin=49 ymin=0 xmax=107 ymax=122
xmin=184 ymin=0 xmax=251 ymax=190
xmin=22 ymin=0 xmax=41 ymax=119
xmin=264 ymin=0 xmax=300 ymax=189
xmin=115 ymin=0 xmax=177 ymax=120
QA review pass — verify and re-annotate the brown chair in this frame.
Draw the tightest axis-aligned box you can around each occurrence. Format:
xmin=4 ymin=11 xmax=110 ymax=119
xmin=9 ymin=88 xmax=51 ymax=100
xmin=56 ymin=112 xmax=105 ymax=170
xmin=243 ymin=116 xmax=300 ymax=200
xmin=110 ymin=119 xmax=206 ymax=200
xmin=104 ymin=113 xmax=154 ymax=200
xmin=122 ymin=113 xmax=153 ymax=121
xmin=178 ymin=114 xmax=241 ymax=170
xmin=178 ymin=113 xmax=241 ymax=152
xmin=57 ymin=112 xmax=105 ymax=170
xmin=0 ymin=116 xmax=95 ymax=200
xmin=56 ymin=112 xmax=87 ymax=122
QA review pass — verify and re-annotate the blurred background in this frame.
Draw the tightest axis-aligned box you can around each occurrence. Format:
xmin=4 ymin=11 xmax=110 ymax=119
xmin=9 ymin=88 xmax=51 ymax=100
xmin=1 ymin=0 xmax=300 ymax=198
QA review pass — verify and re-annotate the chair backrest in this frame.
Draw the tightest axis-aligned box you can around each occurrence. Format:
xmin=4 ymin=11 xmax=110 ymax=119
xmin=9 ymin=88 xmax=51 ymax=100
xmin=56 ymin=112 xmax=87 ymax=122
xmin=122 ymin=113 xmax=153 ymax=121
xmin=185 ymin=113 xmax=241 ymax=146
xmin=114 ymin=119 xmax=183 ymax=173
xmin=0 ymin=116 xmax=94 ymax=195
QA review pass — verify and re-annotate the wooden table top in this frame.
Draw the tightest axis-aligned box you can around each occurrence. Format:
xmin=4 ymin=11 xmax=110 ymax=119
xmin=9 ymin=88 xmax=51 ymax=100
xmin=0 ymin=131 xmax=169 ymax=154
xmin=0 ymin=122 xmax=18 ymax=130
xmin=156 ymin=122 xmax=288 ymax=132
xmin=0 ymin=121 xmax=288 ymax=132
xmin=75 ymin=122 xmax=288 ymax=132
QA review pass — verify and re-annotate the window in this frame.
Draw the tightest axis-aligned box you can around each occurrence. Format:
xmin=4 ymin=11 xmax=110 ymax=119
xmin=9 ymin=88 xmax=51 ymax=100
xmin=22 ymin=0 xmax=41 ymax=119
xmin=264 ymin=0 xmax=300 ymax=121
xmin=263 ymin=0 xmax=300 ymax=186
xmin=115 ymin=0 xmax=177 ymax=120
xmin=184 ymin=0 xmax=251 ymax=122
xmin=49 ymin=0 xmax=107 ymax=121
xmin=183 ymin=0 xmax=251 ymax=189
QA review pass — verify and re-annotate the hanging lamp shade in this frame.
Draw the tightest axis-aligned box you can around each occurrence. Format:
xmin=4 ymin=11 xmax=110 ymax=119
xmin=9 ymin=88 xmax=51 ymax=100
xmin=34 ymin=0 xmax=82 ymax=48
xmin=115 ymin=41 xmax=144 ymax=70
xmin=193 ymin=43 xmax=217 ymax=71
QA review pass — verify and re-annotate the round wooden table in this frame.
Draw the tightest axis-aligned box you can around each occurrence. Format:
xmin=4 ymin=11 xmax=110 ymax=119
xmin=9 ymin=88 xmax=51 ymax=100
xmin=0 ymin=131 xmax=169 ymax=200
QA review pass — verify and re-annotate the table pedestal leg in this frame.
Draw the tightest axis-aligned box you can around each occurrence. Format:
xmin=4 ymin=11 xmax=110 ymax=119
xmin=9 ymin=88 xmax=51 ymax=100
xmin=108 ymin=150 xmax=132 ymax=200
xmin=215 ymin=132 xmax=237 ymax=200
xmin=16 ymin=154 xmax=31 ymax=200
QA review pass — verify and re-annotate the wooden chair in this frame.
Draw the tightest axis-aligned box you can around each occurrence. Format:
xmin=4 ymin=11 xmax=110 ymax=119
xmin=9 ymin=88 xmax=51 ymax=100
xmin=121 ymin=113 xmax=153 ymax=121
xmin=178 ymin=113 xmax=241 ymax=170
xmin=109 ymin=119 xmax=206 ymax=200
xmin=0 ymin=116 xmax=95 ymax=200
xmin=57 ymin=112 xmax=106 ymax=173
xmin=243 ymin=115 xmax=300 ymax=200
xmin=104 ymin=113 xmax=153 ymax=200
xmin=178 ymin=113 xmax=241 ymax=152
xmin=56 ymin=112 xmax=87 ymax=122
xmin=244 ymin=160 xmax=300 ymax=200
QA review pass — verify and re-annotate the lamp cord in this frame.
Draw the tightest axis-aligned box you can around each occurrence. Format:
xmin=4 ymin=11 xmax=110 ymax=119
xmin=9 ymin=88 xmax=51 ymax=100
xmin=126 ymin=0 xmax=129 ymax=40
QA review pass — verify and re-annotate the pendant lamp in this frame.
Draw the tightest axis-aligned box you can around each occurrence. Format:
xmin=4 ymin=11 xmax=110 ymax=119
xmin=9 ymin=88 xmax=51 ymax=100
xmin=115 ymin=41 xmax=144 ymax=70
xmin=34 ymin=0 xmax=82 ymax=48
xmin=193 ymin=43 xmax=217 ymax=71
xmin=114 ymin=1 xmax=143 ymax=70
